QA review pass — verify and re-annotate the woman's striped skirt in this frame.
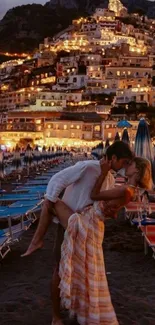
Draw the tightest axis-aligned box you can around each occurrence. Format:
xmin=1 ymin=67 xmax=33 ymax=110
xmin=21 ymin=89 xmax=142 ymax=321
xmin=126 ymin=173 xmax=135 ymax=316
xmin=59 ymin=206 xmax=119 ymax=325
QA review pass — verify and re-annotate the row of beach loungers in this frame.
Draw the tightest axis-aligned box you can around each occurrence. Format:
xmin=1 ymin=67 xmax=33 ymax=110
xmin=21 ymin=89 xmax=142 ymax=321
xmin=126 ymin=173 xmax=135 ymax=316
xmin=0 ymin=159 xmax=73 ymax=259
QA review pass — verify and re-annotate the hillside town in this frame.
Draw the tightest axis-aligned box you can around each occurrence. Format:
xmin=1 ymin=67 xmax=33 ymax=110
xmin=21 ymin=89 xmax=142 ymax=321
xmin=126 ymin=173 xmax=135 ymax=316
xmin=0 ymin=0 xmax=155 ymax=151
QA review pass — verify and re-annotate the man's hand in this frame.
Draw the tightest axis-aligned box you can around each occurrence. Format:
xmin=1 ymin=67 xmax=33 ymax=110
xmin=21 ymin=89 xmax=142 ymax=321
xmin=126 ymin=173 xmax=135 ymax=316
xmin=100 ymin=156 xmax=112 ymax=174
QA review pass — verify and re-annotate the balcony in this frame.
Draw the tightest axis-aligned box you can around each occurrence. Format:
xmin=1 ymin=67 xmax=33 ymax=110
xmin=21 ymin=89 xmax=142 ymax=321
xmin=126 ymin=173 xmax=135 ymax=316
xmin=6 ymin=123 xmax=41 ymax=132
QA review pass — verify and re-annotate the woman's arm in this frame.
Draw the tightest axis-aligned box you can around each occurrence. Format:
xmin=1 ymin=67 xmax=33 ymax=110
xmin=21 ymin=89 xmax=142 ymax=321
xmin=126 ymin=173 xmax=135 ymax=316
xmin=91 ymin=184 xmax=126 ymax=201
xmin=91 ymin=180 xmax=133 ymax=202
xmin=91 ymin=168 xmax=127 ymax=201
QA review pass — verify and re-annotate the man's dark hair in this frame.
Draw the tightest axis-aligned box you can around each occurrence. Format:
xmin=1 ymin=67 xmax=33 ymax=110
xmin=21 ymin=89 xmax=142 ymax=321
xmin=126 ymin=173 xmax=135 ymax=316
xmin=106 ymin=141 xmax=134 ymax=160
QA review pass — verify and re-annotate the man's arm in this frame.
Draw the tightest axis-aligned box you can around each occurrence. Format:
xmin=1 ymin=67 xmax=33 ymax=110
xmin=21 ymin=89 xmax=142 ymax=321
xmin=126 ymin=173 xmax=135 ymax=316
xmin=45 ymin=161 xmax=87 ymax=203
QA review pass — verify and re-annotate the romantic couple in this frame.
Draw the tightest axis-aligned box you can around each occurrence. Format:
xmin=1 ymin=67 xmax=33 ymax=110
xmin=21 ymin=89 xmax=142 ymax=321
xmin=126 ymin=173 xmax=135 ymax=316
xmin=22 ymin=141 xmax=152 ymax=325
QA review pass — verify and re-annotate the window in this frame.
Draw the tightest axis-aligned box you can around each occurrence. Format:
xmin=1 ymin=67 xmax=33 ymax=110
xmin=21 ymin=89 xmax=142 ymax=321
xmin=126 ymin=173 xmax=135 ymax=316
xmin=64 ymin=125 xmax=67 ymax=130
xmin=106 ymin=125 xmax=109 ymax=128
xmin=94 ymin=125 xmax=100 ymax=131
xmin=35 ymin=119 xmax=41 ymax=124
xmin=108 ymin=132 xmax=112 ymax=138
xmin=70 ymin=124 xmax=74 ymax=129
xmin=73 ymin=77 xmax=77 ymax=83
xmin=76 ymin=125 xmax=80 ymax=129
xmin=117 ymin=71 xmax=120 ymax=76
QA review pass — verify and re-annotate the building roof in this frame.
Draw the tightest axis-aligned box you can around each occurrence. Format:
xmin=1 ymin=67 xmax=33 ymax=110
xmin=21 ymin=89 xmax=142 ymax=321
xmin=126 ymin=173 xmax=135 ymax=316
xmin=60 ymin=112 xmax=102 ymax=122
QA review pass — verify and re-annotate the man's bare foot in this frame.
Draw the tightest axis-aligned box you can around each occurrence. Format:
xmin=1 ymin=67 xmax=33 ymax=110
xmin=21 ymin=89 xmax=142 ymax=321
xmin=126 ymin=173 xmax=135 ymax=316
xmin=21 ymin=240 xmax=43 ymax=257
xmin=51 ymin=317 xmax=64 ymax=325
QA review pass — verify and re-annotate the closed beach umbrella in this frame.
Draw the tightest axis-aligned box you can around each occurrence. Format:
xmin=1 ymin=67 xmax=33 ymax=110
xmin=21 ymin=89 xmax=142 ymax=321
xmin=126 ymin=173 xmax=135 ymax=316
xmin=114 ymin=132 xmax=120 ymax=142
xmin=33 ymin=145 xmax=41 ymax=165
xmin=91 ymin=142 xmax=104 ymax=160
xmin=0 ymin=148 xmax=4 ymax=176
xmin=12 ymin=145 xmax=21 ymax=170
xmin=42 ymin=146 xmax=47 ymax=162
xmin=122 ymin=128 xmax=130 ymax=145
xmin=135 ymin=118 xmax=155 ymax=182
xmin=105 ymin=138 xmax=110 ymax=149
xmin=24 ymin=144 xmax=33 ymax=166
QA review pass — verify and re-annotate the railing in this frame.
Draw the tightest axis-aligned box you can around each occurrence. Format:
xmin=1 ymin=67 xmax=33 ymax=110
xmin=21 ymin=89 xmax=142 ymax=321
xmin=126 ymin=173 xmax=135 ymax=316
xmin=6 ymin=123 xmax=39 ymax=132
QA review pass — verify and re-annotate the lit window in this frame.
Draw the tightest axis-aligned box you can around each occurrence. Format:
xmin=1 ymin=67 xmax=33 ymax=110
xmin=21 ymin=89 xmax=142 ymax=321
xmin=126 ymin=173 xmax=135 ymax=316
xmin=104 ymin=85 xmax=108 ymax=89
xmin=64 ymin=125 xmax=67 ymax=130
xmin=108 ymin=132 xmax=112 ymax=138
xmin=32 ymin=81 xmax=34 ymax=86
xmin=128 ymin=71 xmax=131 ymax=75
xmin=106 ymin=125 xmax=109 ymax=128
xmin=76 ymin=125 xmax=80 ymax=129
xmin=117 ymin=71 xmax=120 ymax=76
xmin=48 ymin=125 xmax=51 ymax=129
xmin=94 ymin=125 xmax=100 ymax=131
xmin=71 ymin=124 xmax=74 ymax=128
xmin=36 ymin=119 xmax=41 ymax=124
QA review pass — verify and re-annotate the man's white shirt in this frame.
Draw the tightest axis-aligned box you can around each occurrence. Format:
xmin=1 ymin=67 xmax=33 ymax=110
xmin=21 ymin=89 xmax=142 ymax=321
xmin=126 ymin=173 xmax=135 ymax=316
xmin=45 ymin=160 xmax=115 ymax=223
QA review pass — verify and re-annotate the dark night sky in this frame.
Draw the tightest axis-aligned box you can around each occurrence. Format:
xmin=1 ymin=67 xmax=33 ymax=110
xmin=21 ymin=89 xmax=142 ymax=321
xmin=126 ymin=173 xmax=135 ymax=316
xmin=0 ymin=1 xmax=47 ymax=19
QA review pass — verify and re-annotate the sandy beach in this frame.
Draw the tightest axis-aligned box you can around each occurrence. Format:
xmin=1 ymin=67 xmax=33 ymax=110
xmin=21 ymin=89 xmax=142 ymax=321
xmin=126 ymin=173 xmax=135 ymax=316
xmin=0 ymin=214 xmax=155 ymax=325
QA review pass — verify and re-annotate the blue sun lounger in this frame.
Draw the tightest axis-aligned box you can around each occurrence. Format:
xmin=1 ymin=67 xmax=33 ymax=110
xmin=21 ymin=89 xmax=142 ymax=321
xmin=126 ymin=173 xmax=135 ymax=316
xmin=0 ymin=236 xmax=10 ymax=259
xmin=0 ymin=200 xmax=43 ymax=252
xmin=24 ymin=181 xmax=48 ymax=186
xmin=131 ymin=217 xmax=155 ymax=226
xmin=12 ymin=185 xmax=46 ymax=194
xmin=0 ymin=194 xmax=41 ymax=202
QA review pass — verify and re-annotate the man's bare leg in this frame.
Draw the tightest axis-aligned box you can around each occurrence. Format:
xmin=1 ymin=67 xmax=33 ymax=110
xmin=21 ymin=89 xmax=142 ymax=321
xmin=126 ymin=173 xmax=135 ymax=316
xmin=51 ymin=266 xmax=64 ymax=325
xmin=51 ymin=224 xmax=65 ymax=325
xmin=21 ymin=199 xmax=54 ymax=256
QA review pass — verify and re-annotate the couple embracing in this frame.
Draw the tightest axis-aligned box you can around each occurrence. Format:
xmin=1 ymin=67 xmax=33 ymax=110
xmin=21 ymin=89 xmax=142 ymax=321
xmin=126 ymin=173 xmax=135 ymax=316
xmin=23 ymin=141 xmax=152 ymax=325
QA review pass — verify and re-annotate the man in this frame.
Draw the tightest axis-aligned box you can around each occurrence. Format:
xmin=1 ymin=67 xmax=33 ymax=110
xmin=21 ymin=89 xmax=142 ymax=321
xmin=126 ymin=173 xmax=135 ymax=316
xmin=22 ymin=141 xmax=133 ymax=325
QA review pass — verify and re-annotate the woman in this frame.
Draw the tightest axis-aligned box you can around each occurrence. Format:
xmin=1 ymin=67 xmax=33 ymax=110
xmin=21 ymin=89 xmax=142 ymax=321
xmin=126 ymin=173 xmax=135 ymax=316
xmin=52 ymin=157 xmax=152 ymax=325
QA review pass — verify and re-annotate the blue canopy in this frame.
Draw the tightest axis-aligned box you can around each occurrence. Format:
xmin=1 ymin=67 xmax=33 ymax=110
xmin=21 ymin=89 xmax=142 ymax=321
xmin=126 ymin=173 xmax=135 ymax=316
xmin=117 ymin=120 xmax=132 ymax=128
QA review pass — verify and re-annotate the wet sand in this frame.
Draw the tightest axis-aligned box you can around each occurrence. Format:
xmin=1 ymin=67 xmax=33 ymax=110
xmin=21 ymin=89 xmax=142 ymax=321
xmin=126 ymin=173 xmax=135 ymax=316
xmin=0 ymin=215 xmax=155 ymax=325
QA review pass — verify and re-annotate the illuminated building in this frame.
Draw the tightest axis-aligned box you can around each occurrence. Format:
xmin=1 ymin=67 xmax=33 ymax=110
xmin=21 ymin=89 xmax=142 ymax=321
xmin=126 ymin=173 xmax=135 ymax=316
xmin=108 ymin=0 xmax=126 ymax=17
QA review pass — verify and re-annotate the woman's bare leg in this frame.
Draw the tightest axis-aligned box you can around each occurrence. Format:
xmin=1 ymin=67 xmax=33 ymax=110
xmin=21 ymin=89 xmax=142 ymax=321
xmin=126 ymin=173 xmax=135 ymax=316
xmin=54 ymin=199 xmax=74 ymax=229
xmin=21 ymin=199 xmax=73 ymax=257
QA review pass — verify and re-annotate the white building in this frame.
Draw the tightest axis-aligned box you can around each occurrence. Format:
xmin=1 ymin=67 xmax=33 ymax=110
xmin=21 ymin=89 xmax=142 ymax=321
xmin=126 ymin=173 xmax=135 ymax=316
xmin=53 ymin=75 xmax=87 ymax=91
xmin=113 ymin=87 xmax=150 ymax=106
